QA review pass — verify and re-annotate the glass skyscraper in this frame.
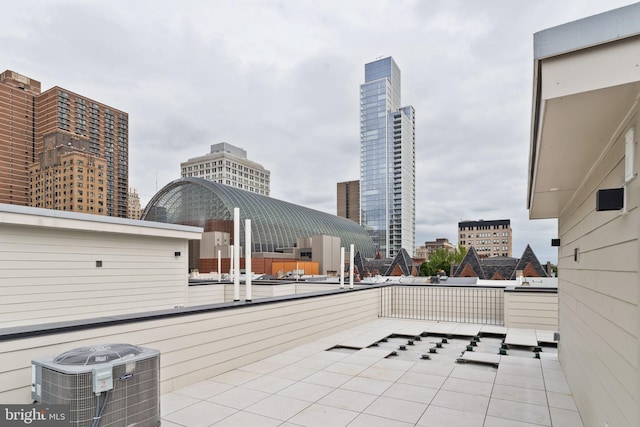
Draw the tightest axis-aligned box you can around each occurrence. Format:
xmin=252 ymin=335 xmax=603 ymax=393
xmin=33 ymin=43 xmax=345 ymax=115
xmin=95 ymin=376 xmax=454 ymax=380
xmin=360 ymin=57 xmax=415 ymax=258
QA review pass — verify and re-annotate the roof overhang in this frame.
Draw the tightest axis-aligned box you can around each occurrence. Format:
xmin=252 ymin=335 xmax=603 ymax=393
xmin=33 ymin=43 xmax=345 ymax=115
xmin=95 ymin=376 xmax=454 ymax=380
xmin=528 ymin=3 xmax=640 ymax=219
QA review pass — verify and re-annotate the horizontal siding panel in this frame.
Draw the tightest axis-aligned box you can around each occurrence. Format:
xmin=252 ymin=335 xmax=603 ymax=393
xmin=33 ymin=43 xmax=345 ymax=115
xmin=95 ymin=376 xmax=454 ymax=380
xmin=563 ymin=278 xmax=638 ymax=338
xmin=508 ymin=301 xmax=558 ymax=310
xmin=508 ymin=309 xmax=558 ymax=319
xmin=0 ymin=221 xmax=190 ymax=327
xmin=1 ymin=287 xmax=185 ymax=305
xmin=508 ymin=316 xmax=558 ymax=326
xmin=560 ymin=300 xmax=637 ymax=426
xmin=0 ymin=279 xmax=187 ymax=294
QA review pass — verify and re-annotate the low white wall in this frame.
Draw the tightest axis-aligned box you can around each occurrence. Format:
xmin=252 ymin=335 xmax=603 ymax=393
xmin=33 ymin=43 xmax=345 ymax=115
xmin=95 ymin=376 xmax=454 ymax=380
xmin=0 ymin=287 xmax=381 ymax=404
xmin=503 ymin=290 xmax=558 ymax=330
xmin=188 ymin=282 xmax=370 ymax=306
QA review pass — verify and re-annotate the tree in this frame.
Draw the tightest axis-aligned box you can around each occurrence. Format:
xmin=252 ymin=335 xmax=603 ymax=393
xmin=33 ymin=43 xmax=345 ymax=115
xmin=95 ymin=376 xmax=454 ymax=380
xmin=419 ymin=245 xmax=467 ymax=277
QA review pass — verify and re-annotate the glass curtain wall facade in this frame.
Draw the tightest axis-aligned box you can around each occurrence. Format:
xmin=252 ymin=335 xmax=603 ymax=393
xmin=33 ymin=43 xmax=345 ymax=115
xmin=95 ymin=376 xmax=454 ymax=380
xmin=360 ymin=57 xmax=415 ymax=257
xmin=142 ymin=177 xmax=376 ymax=257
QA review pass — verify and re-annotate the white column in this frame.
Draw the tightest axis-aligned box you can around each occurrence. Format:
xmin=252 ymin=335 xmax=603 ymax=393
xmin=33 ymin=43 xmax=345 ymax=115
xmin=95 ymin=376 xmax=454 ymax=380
xmin=217 ymin=249 xmax=221 ymax=282
xmin=233 ymin=207 xmax=240 ymax=301
xmin=339 ymin=247 xmax=345 ymax=289
xmin=229 ymin=245 xmax=234 ymax=278
xmin=245 ymin=219 xmax=252 ymax=302
xmin=349 ymin=244 xmax=354 ymax=289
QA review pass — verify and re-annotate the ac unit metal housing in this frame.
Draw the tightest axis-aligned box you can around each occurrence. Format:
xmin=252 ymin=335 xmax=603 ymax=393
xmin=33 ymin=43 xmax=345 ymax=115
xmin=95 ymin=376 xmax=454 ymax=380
xmin=31 ymin=343 xmax=160 ymax=427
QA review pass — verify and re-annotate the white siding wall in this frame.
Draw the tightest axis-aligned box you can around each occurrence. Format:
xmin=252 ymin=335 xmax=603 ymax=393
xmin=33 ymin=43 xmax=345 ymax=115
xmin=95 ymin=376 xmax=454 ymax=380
xmin=558 ymin=114 xmax=639 ymax=427
xmin=504 ymin=291 xmax=558 ymax=330
xmin=0 ymin=208 xmax=201 ymax=328
xmin=0 ymin=288 xmax=380 ymax=404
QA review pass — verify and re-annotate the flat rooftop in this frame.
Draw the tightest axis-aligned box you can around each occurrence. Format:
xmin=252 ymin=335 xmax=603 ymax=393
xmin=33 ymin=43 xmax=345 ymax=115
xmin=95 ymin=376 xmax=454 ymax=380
xmin=161 ymin=319 xmax=582 ymax=426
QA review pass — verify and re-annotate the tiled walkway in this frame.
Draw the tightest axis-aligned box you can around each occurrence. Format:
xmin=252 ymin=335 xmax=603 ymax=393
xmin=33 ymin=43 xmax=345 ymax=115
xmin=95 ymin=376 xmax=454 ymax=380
xmin=161 ymin=319 xmax=583 ymax=426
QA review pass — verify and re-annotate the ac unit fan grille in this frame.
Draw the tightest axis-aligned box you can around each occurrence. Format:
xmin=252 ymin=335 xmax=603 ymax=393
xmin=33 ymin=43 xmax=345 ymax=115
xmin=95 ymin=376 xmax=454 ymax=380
xmin=39 ymin=356 xmax=159 ymax=427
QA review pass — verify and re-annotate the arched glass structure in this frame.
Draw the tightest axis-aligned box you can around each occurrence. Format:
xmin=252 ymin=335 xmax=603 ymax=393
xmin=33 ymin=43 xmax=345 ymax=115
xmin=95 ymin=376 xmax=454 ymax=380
xmin=142 ymin=178 xmax=376 ymax=257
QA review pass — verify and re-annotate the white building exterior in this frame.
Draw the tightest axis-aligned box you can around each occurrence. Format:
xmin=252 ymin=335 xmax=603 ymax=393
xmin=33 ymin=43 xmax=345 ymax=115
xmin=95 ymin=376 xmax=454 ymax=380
xmin=529 ymin=4 xmax=640 ymax=426
xmin=181 ymin=142 xmax=270 ymax=195
xmin=0 ymin=204 xmax=202 ymax=327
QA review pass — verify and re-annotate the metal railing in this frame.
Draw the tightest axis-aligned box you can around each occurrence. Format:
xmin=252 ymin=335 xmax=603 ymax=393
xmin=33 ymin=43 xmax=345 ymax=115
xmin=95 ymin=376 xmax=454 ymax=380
xmin=380 ymin=285 xmax=505 ymax=325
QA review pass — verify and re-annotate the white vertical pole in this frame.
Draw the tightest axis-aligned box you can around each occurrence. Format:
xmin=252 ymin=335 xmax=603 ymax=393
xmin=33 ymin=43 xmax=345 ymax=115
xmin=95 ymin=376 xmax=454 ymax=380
xmin=229 ymin=245 xmax=234 ymax=280
xmin=217 ymin=249 xmax=221 ymax=282
xmin=245 ymin=219 xmax=252 ymax=302
xmin=339 ymin=247 xmax=345 ymax=289
xmin=233 ymin=207 xmax=240 ymax=301
xmin=349 ymin=244 xmax=354 ymax=289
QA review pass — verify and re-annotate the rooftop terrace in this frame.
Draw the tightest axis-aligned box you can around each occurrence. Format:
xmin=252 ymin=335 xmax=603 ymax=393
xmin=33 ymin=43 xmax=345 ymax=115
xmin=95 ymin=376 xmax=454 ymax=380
xmin=161 ymin=319 xmax=581 ymax=426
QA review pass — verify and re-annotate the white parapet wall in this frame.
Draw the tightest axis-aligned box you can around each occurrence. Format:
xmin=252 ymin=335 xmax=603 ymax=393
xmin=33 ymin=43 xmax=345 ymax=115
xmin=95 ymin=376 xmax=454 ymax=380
xmin=503 ymin=288 xmax=559 ymax=330
xmin=0 ymin=286 xmax=381 ymax=403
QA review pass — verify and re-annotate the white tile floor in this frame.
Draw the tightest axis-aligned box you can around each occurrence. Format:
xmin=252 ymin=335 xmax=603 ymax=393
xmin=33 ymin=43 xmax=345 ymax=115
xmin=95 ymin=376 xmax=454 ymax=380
xmin=161 ymin=319 xmax=584 ymax=426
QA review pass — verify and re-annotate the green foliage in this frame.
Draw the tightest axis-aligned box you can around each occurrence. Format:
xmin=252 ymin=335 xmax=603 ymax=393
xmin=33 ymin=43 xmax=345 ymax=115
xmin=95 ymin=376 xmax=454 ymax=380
xmin=419 ymin=245 xmax=467 ymax=277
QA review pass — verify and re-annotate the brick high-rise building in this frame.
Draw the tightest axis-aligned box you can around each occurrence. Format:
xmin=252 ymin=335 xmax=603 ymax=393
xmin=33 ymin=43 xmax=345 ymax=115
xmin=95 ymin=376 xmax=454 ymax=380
xmin=336 ymin=180 xmax=360 ymax=223
xmin=0 ymin=71 xmax=41 ymax=206
xmin=0 ymin=70 xmax=128 ymax=217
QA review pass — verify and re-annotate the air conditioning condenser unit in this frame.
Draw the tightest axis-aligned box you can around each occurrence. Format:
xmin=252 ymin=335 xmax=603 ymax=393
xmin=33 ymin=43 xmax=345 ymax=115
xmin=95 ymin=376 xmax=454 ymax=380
xmin=32 ymin=343 xmax=160 ymax=427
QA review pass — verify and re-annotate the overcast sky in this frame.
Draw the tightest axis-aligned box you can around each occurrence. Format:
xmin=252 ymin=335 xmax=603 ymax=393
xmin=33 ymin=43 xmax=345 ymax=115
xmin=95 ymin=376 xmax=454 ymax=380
xmin=2 ymin=0 xmax=636 ymax=263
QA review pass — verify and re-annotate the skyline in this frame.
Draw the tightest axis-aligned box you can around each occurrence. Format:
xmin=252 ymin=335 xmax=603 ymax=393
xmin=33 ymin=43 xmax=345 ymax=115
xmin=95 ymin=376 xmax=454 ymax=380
xmin=2 ymin=0 xmax=637 ymax=263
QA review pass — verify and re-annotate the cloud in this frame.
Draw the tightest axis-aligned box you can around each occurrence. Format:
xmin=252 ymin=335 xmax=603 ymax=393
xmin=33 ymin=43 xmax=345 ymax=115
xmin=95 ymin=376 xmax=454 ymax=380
xmin=1 ymin=0 xmax=635 ymax=265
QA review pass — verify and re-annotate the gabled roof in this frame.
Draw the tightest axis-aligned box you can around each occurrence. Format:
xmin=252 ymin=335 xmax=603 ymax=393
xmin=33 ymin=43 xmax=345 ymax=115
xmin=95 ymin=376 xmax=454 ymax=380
xmin=452 ymin=246 xmax=548 ymax=280
xmin=353 ymin=251 xmax=367 ymax=278
xmin=383 ymin=249 xmax=414 ymax=276
xmin=481 ymin=256 xmax=518 ymax=282
xmin=351 ymin=249 xmax=417 ymax=277
xmin=510 ymin=245 xmax=548 ymax=279
xmin=453 ymin=247 xmax=485 ymax=279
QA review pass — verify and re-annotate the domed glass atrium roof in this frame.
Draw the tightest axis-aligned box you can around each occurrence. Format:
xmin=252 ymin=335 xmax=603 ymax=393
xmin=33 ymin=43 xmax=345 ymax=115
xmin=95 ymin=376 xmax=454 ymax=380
xmin=142 ymin=178 xmax=376 ymax=257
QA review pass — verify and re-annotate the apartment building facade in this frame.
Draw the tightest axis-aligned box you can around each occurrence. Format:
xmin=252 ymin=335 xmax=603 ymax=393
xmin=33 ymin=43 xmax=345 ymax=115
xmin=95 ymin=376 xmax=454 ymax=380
xmin=458 ymin=219 xmax=512 ymax=257
xmin=0 ymin=70 xmax=128 ymax=217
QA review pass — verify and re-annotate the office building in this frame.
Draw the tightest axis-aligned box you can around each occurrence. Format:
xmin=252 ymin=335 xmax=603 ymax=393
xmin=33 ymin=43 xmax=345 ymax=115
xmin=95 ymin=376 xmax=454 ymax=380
xmin=28 ymin=132 xmax=107 ymax=214
xmin=336 ymin=180 xmax=360 ymax=223
xmin=458 ymin=219 xmax=512 ymax=257
xmin=181 ymin=142 xmax=270 ymax=196
xmin=359 ymin=57 xmax=415 ymax=258
xmin=0 ymin=70 xmax=129 ymax=217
